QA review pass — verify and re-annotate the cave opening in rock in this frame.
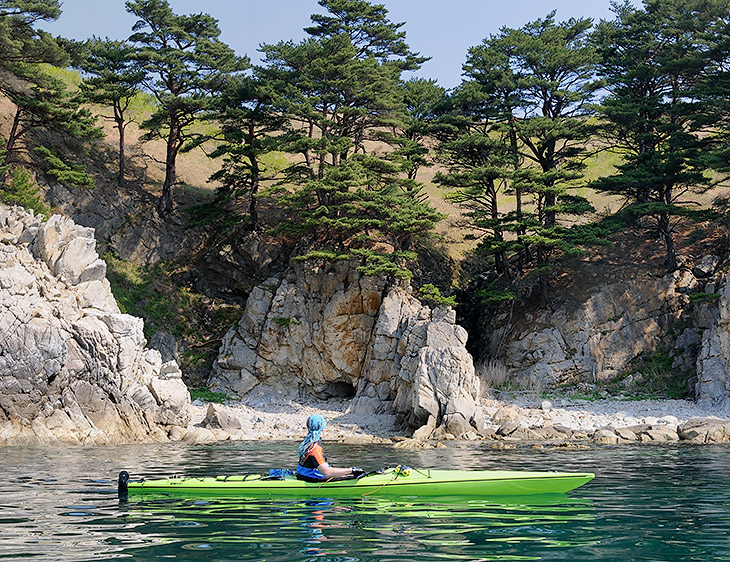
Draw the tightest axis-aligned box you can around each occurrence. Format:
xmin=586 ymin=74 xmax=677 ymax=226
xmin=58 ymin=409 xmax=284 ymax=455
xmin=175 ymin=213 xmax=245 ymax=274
xmin=315 ymin=380 xmax=357 ymax=400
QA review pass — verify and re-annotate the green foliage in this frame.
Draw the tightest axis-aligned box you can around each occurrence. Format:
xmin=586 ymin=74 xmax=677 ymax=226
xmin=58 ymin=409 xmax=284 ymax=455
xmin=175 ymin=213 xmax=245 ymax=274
xmin=418 ymin=283 xmax=457 ymax=307
xmin=189 ymin=387 xmax=228 ymax=403
xmin=590 ymin=0 xmax=730 ymax=271
xmin=75 ymin=37 xmax=146 ymax=185
xmin=183 ymin=195 xmax=245 ymax=231
xmin=259 ymin=1 xmax=441 ymax=280
xmin=475 ymin=288 xmax=516 ymax=304
xmin=622 ymin=347 xmax=689 ymax=399
xmin=126 ymin=0 xmax=250 ymax=216
xmin=201 ymin=73 xmax=288 ymax=229
xmin=294 ymin=250 xmax=351 ymax=262
xmin=0 ymin=162 xmax=50 ymax=217
xmin=0 ymin=0 xmax=66 ymax=77
xmin=103 ymin=252 xmax=242 ymax=377
xmin=40 ymin=63 xmax=82 ymax=90
xmin=565 ymin=208 xmax=635 ymax=245
xmin=35 ymin=146 xmax=94 ymax=188
xmin=443 ymin=10 xmax=602 ymax=305
xmin=689 ymin=292 xmax=722 ymax=304
xmin=351 ymin=248 xmax=416 ymax=279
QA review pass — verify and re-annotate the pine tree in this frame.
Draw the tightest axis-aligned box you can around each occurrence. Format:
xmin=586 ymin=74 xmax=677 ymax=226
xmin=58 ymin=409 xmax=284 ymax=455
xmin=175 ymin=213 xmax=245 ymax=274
xmin=0 ymin=0 xmax=64 ymax=72
xmin=260 ymin=0 xmax=442 ymax=277
xmin=591 ymin=0 xmax=728 ymax=272
xmin=377 ymin=78 xmax=445 ymax=185
xmin=76 ymin=37 xmax=145 ymax=187
xmin=433 ymin=85 xmax=519 ymax=282
xmin=125 ymin=0 xmax=248 ymax=218
xmin=202 ymin=73 xmax=287 ymax=231
xmin=449 ymin=12 xmax=599 ymax=305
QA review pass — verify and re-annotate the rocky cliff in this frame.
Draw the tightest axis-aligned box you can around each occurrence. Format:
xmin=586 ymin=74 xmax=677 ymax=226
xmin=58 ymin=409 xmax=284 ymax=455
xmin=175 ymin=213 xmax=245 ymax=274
xmin=491 ymin=270 xmax=697 ymax=387
xmin=696 ymin=274 xmax=730 ymax=408
xmin=0 ymin=205 xmax=191 ymax=445
xmin=209 ymin=260 xmax=481 ymax=437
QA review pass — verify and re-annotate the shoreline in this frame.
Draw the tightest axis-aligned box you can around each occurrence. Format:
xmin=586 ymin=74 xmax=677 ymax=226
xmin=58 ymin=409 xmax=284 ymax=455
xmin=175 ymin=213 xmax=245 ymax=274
xmin=180 ymin=394 xmax=730 ymax=446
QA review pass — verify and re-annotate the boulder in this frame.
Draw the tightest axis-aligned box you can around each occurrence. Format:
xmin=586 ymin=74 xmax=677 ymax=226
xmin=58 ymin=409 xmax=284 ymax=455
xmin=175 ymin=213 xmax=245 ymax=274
xmin=678 ymin=417 xmax=730 ymax=443
xmin=203 ymin=403 xmax=242 ymax=431
xmin=593 ymin=429 xmax=619 ymax=444
xmin=693 ymin=255 xmax=720 ymax=278
xmin=492 ymin=405 xmax=521 ymax=425
xmin=615 ymin=427 xmax=638 ymax=441
xmin=412 ymin=414 xmax=437 ymax=440
xmin=643 ymin=426 xmax=679 ymax=442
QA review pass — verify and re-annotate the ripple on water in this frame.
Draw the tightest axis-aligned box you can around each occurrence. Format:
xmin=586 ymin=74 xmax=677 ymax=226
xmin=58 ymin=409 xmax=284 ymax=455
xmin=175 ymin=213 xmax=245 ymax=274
xmin=1 ymin=443 xmax=730 ymax=561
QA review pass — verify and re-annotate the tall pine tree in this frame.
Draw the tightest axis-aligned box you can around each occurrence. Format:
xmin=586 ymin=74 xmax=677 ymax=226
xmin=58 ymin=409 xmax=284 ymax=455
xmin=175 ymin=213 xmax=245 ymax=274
xmin=261 ymin=0 xmax=442 ymax=277
xmin=0 ymin=0 xmax=98 ymax=191
xmin=591 ymin=0 xmax=727 ymax=271
xmin=126 ymin=0 xmax=248 ymax=218
xmin=76 ymin=37 xmax=145 ymax=187
xmin=447 ymin=12 xmax=600 ymax=305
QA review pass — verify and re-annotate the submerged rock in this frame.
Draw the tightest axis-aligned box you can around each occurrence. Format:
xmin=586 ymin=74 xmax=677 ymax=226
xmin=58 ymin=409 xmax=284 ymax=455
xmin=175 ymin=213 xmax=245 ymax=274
xmin=0 ymin=205 xmax=191 ymax=445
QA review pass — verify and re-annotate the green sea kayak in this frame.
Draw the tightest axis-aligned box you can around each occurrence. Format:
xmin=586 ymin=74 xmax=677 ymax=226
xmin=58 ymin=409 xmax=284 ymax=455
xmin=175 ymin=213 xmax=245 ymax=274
xmin=119 ymin=468 xmax=594 ymax=499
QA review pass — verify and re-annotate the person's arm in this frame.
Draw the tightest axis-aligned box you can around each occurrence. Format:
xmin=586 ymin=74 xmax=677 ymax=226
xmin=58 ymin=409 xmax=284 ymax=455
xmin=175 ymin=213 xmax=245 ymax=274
xmin=316 ymin=463 xmax=357 ymax=479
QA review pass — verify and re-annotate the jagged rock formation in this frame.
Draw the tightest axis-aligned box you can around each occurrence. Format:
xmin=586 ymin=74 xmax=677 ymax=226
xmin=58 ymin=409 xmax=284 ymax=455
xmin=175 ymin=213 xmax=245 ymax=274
xmin=209 ymin=260 xmax=481 ymax=437
xmin=696 ymin=274 xmax=730 ymax=409
xmin=0 ymin=205 xmax=191 ymax=445
xmin=491 ymin=270 xmax=698 ymax=386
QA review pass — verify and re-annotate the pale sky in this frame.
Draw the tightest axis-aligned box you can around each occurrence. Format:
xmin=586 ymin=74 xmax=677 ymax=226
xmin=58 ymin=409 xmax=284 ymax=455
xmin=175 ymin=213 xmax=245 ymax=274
xmin=43 ymin=0 xmax=637 ymax=88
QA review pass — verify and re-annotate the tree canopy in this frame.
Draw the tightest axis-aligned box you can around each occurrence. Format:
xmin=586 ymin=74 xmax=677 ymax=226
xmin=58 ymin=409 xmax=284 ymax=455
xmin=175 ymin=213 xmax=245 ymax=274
xmin=126 ymin=0 xmax=248 ymax=217
xmin=1 ymin=0 xmax=728 ymax=305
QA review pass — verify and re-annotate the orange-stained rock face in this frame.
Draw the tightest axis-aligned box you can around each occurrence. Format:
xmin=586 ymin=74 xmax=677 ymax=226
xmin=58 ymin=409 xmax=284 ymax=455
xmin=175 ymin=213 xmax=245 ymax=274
xmin=210 ymin=259 xmax=481 ymax=438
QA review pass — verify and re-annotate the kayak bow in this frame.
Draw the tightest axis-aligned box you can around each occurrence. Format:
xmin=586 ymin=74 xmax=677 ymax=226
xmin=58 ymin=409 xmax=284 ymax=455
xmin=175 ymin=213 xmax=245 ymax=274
xmin=118 ymin=468 xmax=594 ymax=499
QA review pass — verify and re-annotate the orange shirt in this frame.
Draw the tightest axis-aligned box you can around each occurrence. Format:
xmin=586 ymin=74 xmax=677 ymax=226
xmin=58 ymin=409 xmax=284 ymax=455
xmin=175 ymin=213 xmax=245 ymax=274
xmin=300 ymin=442 xmax=327 ymax=467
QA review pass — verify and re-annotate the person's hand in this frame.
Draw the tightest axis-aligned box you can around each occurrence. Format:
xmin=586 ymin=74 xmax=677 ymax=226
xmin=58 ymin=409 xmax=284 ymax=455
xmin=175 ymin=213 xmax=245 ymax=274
xmin=351 ymin=467 xmax=365 ymax=477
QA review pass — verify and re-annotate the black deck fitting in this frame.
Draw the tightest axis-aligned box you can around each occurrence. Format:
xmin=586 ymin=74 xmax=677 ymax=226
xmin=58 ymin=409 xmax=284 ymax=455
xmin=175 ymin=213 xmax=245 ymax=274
xmin=118 ymin=470 xmax=130 ymax=501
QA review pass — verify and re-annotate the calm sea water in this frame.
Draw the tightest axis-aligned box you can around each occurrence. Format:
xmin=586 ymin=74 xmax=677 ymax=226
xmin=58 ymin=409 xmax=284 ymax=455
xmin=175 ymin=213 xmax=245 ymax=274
xmin=1 ymin=441 xmax=729 ymax=561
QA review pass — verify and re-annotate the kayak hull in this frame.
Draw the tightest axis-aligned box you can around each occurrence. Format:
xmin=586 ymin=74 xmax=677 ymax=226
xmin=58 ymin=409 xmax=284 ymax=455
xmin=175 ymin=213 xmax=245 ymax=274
xmin=124 ymin=469 xmax=595 ymax=498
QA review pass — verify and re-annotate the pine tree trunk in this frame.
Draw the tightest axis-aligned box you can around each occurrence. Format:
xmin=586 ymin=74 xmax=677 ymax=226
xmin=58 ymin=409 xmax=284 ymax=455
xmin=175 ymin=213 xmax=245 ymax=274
xmin=538 ymin=245 xmax=550 ymax=308
xmin=508 ymin=112 xmax=525 ymax=273
xmin=0 ymin=108 xmax=22 ymax=185
xmin=544 ymin=192 xmax=556 ymax=228
xmin=659 ymin=211 xmax=677 ymax=272
xmin=117 ymin=120 xmax=125 ymax=187
xmin=248 ymin=158 xmax=259 ymax=231
xmin=4 ymin=108 xmax=21 ymax=164
xmin=158 ymin=124 xmax=179 ymax=218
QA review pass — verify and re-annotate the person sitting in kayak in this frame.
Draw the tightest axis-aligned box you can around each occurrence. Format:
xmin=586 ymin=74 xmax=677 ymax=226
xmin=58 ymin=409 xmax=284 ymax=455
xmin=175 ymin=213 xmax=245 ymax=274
xmin=297 ymin=414 xmax=364 ymax=482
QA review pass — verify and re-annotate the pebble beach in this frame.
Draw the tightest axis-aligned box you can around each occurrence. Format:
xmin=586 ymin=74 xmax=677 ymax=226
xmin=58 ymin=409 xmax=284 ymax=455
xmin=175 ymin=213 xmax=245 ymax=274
xmin=186 ymin=393 xmax=730 ymax=444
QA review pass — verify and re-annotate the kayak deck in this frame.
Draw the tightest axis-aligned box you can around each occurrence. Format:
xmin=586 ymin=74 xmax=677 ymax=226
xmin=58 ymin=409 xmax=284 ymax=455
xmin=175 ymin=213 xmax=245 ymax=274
xmin=122 ymin=468 xmax=594 ymax=498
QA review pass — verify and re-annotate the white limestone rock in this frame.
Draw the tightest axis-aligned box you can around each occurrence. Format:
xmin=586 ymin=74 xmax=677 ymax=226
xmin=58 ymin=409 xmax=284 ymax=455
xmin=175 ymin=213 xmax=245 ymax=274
xmin=695 ymin=274 xmax=730 ymax=409
xmin=0 ymin=204 xmax=191 ymax=444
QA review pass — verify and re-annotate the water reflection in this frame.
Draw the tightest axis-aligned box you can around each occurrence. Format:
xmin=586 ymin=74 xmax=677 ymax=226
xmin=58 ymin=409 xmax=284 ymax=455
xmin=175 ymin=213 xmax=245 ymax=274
xmin=110 ymin=493 xmax=595 ymax=561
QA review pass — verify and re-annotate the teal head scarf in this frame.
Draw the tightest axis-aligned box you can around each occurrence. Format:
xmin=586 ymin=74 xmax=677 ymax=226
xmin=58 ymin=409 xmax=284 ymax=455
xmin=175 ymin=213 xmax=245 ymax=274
xmin=298 ymin=414 xmax=326 ymax=458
